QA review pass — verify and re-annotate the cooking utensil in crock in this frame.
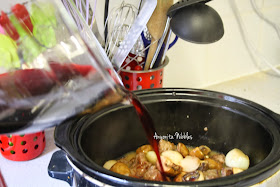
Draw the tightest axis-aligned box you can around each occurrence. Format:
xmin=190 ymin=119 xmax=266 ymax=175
xmin=112 ymin=0 xmax=156 ymax=70
xmin=62 ymin=0 xmax=104 ymax=46
xmin=167 ymin=0 xmax=224 ymax=43
xmin=140 ymin=31 xmax=177 ymax=69
xmin=144 ymin=0 xmax=173 ymax=70
xmin=103 ymin=1 xmax=138 ymax=60
xmin=51 ymin=88 xmax=280 ymax=186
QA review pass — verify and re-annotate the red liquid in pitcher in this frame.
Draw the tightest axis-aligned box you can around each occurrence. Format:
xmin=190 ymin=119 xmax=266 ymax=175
xmin=0 ymin=62 xmax=166 ymax=179
xmin=0 ymin=63 xmax=101 ymax=133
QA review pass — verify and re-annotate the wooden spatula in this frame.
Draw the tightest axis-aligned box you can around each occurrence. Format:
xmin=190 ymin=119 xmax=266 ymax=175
xmin=144 ymin=0 xmax=173 ymax=70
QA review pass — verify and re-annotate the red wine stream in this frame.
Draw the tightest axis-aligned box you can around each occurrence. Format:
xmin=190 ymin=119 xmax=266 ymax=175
xmin=128 ymin=92 xmax=166 ymax=180
xmin=84 ymin=41 xmax=165 ymax=179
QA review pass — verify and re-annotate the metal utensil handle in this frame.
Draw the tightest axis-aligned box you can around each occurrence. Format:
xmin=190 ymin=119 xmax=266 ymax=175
xmin=140 ymin=31 xmax=178 ymax=52
xmin=112 ymin=0 xmax=157 ymax=69
xmin=159 ymin=28 xmax=172 ymax=66
xmin=149 ymin=17 xmax=171 ymax=69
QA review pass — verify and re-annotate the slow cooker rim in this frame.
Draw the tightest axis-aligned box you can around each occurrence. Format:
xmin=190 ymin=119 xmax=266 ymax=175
xmin=67 ymin=151 xmax=280 ymax=187
xmin=55 ymin=88 xmax=280 ymax=186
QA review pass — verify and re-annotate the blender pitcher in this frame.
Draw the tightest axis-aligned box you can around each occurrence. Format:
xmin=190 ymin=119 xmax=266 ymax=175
xmin=0 ymin=0 xmax=126 ymax=135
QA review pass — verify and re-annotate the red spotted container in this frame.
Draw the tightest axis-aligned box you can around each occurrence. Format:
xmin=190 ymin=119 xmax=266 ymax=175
xmin=119 ymin=54 xmax=168 ymax=91
xmin=0 ymin=131 xmax=45 ymax=161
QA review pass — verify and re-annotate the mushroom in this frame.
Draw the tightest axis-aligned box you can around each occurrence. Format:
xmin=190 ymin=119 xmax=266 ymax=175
xmin=174 ymin=171 xmax=204 ymax=182
xmin=204 ymin=158 xmax=223 ymax=170
xmin=180 ymin=156 xmax=201 ymax=172
xmin=161 ymin=150 xmax=183 ymax=165
xmin=189 ymin=147 xmax=204 ymax=159
xmin=197 ymin=160 xmax=209 ymax=171
xmin=225 ymin=148 xmax=250 ymax=170
xmin=110 ymin=162 xmax=131 ymax=176
xmin=177 ymin=143 xmax=189 ymax=157
xmin=159 ymin=155 xmax=182 ymax=177
xmin=136 ymin=144 xmax=153 ymax=154
xmin=173 ymin=172 xmax=187 ymax=182
xmin=199 ymin=145 xmax=211 ymax=155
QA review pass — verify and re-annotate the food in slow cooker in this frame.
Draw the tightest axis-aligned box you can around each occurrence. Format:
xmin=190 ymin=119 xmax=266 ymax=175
xmin=103 ymin=139 xmax=250 ymax=182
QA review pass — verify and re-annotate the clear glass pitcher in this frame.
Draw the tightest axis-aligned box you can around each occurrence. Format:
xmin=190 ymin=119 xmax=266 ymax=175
xmin=0 ymin=0 xmax=126 ymax=134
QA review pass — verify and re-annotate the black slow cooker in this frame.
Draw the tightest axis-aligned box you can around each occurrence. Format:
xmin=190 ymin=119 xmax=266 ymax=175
xmin=49 ymin=88 xmax=280 ymax=186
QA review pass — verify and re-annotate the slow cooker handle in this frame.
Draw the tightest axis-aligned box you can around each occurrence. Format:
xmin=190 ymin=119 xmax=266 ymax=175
xmin=48 ymin=150 xmax=74 ymax=186
xmin=54 ymin=117 xmax=86 ymax=161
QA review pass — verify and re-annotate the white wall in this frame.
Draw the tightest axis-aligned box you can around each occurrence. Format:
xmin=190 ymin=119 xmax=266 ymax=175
xmin=90 ymin=0 xmax=280 ymax=88
xmin=1 ymin=0 xmax=280 ymax=88
xmin=163 ymin=0 xmax=280 ymax=88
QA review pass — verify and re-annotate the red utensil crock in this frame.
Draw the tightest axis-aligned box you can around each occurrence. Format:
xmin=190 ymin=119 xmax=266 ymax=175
xmin=119 ymin=55 xmax=168 ymax=91
xmin=0 ymin=131 xmax=45 ymax=161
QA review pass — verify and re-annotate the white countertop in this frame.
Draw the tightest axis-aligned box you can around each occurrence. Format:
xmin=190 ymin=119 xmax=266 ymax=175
xmin=205 ymin=71 xmax=280 ymax=115
xmin=0 ymin=127 xmax=68 ymax=187
xmin=1 ymin=71 xmax=280 ymax=187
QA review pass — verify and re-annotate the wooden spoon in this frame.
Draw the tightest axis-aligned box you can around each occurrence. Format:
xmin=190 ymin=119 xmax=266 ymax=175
xmin=144 ymin=0 xmax=173 ymax=70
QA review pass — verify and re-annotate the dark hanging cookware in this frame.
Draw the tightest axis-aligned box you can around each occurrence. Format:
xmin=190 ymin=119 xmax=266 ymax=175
xmin=167 ymin=0 xmax=224 ymax=43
